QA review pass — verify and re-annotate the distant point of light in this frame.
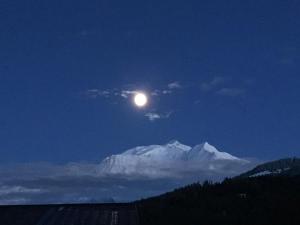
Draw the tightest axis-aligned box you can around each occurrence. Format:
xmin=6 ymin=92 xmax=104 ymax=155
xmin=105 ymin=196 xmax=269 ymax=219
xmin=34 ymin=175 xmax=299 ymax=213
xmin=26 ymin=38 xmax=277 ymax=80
xmin=134 ymin=92 xmax=148 ymax=107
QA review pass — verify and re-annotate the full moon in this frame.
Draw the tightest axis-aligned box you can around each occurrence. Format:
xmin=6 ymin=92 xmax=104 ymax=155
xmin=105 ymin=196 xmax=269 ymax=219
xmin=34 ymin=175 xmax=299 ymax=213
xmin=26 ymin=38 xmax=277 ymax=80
xmin=134 ymin=92 xmax=148 ymax=107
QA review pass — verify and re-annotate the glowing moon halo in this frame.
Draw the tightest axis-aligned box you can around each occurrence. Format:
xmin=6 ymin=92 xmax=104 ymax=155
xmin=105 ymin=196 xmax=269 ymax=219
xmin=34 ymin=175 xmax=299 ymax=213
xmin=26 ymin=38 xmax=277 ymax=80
xmin=134 ymin=92 xmax=148 ymax=107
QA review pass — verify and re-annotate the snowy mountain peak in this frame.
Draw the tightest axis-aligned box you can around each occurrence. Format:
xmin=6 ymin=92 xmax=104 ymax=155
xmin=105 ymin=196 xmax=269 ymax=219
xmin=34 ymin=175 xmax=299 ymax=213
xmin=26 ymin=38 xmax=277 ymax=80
xmin=198 ymin=142 xmax=218 ymax=153
xmin=167 ymin=140 xmax=182 ymax=145
xmin=165 ymin=140 xmax=191 ymax=151
xmin=98 ymin=141 xmax=248 ymax=177
xmin=188 ymin=142 xmax=240 ymax=161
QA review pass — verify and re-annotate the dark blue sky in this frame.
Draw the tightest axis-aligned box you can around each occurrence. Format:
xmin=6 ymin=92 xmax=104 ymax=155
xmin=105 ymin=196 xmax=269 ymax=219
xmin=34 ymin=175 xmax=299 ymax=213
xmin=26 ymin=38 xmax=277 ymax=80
xmin=0 ymin=0 xmax=299 ymax=163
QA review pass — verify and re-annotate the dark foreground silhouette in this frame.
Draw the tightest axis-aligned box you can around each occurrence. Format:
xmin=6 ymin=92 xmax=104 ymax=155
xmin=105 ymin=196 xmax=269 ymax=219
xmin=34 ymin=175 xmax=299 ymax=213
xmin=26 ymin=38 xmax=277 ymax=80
xmin=137 ymin=176 xmax=300 ymax=225
xmin=0 ymin=203 xmax=138 ymax=225
xmin=1 ymin=172 xmax=300 ymax=225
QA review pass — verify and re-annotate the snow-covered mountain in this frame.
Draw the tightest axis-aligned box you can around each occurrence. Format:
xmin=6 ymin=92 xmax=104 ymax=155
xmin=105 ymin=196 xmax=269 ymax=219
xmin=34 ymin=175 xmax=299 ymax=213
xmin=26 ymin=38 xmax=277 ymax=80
xmin=98 ymin=140 xmax=249 ymax=178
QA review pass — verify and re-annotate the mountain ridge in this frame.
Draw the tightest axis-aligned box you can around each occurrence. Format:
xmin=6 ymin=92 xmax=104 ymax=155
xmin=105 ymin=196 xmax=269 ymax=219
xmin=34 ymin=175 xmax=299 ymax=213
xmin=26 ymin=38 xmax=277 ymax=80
xmin=98 ymin=140 xmax=250 ymax=178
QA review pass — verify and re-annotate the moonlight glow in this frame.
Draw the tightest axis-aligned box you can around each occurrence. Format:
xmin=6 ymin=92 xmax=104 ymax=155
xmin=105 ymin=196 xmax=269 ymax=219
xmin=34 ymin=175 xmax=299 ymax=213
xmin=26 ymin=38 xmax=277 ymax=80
xmin=134 ymin=92 xmax=148 ymax=107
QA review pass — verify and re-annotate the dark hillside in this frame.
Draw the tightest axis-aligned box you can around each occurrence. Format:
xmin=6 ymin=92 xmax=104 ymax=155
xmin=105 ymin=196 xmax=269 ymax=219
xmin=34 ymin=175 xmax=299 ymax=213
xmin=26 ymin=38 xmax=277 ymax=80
xmin=238 ymin=158 xmax=300 ymax=178
xmin=138 ymin=176 xmax=300 ymax=225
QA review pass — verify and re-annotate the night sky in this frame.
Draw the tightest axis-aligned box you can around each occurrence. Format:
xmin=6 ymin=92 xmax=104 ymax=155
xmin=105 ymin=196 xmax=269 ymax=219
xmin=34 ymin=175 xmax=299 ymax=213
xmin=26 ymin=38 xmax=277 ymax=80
xmin=1 ymin=0 xmax=300 ymax=164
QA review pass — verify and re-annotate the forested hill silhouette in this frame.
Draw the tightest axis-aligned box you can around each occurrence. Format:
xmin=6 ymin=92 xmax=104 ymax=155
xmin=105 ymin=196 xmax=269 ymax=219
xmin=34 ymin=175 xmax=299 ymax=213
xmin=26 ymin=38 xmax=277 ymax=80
xmin=137 ymin=160 xmax=300 ymax=225
xmin=238 ymin=157 xmax=300 ymax=178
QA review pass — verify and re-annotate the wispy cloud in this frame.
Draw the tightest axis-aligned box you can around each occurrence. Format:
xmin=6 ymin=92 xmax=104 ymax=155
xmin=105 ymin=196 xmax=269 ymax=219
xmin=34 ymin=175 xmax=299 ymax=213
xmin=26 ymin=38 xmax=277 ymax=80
xmin=86 ymin=89 xmax=110 ymax=98
xmin=200 ymin=76 xmax=226 ymax=92
xmin=85 ymin=88 xmax=139 ymax=99
xmin=168 ymin=81 xmax=182 ymax=89
xmin=86 ymin=81 xmax=183 ymax=100
xmin=145 ymin=113 xmax=161 ymax=121
xmin=149 ymin=81 xmax=182 ymax=96
xmin=145 ymin=112 xmax=172 ymax=121
xmin=150 ymin=89 xmax=172 ymax=96
xmin=216 ymin=88 xmax=245 ymax=97
xmin=199 ymin=77 xmax=247 ymax=97
xmin=84 ymin=85 xmax=179 ymax=122
xmin=162 ymin=90 xmax=172 ymax=94
xmin=119 ymin=90 xmax=138 ymax=99
xmin=0 ymin=185 xmax=43 ymax=196
xmin=150 ymin=90 xmax=160 ymax=96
